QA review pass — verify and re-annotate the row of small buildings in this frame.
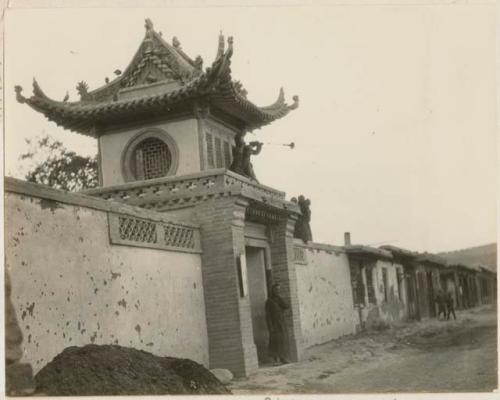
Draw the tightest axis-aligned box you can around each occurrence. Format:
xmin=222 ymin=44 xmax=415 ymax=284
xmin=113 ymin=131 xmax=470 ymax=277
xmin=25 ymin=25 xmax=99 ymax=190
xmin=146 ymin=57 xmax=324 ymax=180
xmin=293 ymin=234 xmax=496 ymax=354
xmin=345 ymin=239 xmax=496 ymax=327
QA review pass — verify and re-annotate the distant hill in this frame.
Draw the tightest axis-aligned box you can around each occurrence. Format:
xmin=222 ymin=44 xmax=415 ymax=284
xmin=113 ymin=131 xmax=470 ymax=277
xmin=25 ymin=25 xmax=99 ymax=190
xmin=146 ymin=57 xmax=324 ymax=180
xmin=439 ymin=243 xmax=497 ymax=272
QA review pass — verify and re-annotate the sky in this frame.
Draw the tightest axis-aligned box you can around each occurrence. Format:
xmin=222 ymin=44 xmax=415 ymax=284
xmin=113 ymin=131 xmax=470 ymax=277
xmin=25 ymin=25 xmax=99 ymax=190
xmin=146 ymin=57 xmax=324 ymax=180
xmin=4 ymin=2 xmax=497 ymax=253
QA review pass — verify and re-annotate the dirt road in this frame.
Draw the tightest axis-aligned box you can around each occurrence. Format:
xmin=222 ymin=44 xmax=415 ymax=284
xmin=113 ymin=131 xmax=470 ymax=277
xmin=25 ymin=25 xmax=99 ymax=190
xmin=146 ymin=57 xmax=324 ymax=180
xmin=230 ymin=306 xmax=498 ymax=394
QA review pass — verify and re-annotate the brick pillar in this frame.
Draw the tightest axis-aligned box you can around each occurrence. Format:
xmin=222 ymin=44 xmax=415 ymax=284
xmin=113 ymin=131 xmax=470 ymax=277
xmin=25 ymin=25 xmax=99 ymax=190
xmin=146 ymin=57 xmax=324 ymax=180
xmin=193 ymin=196 xmax=258 ymax=377
xmin=269 ymin=214 xmax=303 ymax=362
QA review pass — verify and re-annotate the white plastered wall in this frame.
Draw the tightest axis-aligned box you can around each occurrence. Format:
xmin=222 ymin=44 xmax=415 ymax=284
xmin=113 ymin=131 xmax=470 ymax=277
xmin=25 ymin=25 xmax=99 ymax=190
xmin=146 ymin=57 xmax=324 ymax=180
xmin=5 ymin=190 xmax=208 ymax=373
xmin=99 ymin=118 xmax=200 ymax=186
xmin=295 ymin=243 xmax=357 ymax=348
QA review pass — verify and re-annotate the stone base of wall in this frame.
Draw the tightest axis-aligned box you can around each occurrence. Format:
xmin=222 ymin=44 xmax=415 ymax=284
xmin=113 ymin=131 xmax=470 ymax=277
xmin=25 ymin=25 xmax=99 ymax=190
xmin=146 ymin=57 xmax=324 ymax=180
xmin=5 ymin=270 xmax=35 ymax=396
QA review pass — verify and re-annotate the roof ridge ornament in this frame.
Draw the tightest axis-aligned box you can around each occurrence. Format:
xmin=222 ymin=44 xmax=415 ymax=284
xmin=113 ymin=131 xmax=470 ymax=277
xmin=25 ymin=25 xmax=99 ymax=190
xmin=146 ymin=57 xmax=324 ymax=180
xmin=233 ymin=80 xmax=248 ymax=98
xmin=277 ymin=87 xmax=285 ymax=103
xmin=145 ymin=18 xmax=154 ymax=34
xmin=14 ymin=85 xmax=26 ymax=104
xmin=289 ymin=95 xmax=299 ymax=110
xmin=143 ymin=18 xmax=155 ymax=54
xmin=172 ymin=36 xmax=181 ymax=49
xmin=76 ymin=81 xmax=89 ymax=100
xmin=15 ymin=25 xmax=299 ymax=135
xmin=194 ymin=55 xmax=203 ymax=71
xmin=216 ymin=31 xmax=225 ymax=59
xmin=33 ymin=78 xmax=47 ymax=99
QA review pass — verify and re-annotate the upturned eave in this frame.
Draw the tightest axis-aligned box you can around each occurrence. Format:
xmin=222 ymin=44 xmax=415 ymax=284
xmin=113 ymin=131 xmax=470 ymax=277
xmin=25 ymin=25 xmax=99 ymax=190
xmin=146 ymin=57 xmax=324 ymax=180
xmin=15 ymin=20 xmax=299 ymax=136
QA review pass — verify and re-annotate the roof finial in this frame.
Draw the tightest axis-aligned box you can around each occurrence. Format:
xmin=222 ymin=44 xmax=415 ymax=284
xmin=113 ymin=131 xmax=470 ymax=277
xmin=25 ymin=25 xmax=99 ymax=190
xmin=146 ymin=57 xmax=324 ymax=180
xmin=145 ymin=18 xmax=154 ymax=32
xmin=216 ymin=31 xmax=225 ymax=59
xmin=172 ymin=36 xmax=181 ymax=49
xmin=76 ymin=81 xmax=89 ymax=99
xmin=194 ymin=55 xmax=203 ymax=71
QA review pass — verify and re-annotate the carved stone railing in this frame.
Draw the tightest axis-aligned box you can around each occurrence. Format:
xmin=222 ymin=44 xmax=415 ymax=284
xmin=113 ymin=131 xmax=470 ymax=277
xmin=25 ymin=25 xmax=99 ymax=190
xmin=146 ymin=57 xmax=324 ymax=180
xmin=84 ymin=169 xmax=298 ymax=213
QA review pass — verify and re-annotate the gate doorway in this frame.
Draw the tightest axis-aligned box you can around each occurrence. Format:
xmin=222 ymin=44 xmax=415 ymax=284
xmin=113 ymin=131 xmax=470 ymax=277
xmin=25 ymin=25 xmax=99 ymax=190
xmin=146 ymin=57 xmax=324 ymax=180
xmin=405 ymin=273 xmax=419 ymax=320
xmin=245 ymin=245 xmax=271 ymax=365
xmin=426 ymin=271 xmax=436 ymax=317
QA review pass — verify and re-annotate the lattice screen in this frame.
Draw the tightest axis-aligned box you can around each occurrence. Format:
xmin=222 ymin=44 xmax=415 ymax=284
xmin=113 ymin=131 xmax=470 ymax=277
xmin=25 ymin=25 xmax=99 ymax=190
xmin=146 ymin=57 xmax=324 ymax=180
xmin=163 ymin=224 xmax=195 ymax=249
xmin=215 ymin=137 xmax=223 ymax=168
xmin=110 ymin=214 xmax=201 ymax=253
xmin=204 ymin=122 xmax=234 ymax=170
xmin=206 ymin=133 xmax=215 ymax=168
xmin=134 ymin=138 xmax=171 ymax=180
xmin=223 ymin=141 xmax=231 ymax=167
xmin=119 ymin=216 xmax=157 ymax=243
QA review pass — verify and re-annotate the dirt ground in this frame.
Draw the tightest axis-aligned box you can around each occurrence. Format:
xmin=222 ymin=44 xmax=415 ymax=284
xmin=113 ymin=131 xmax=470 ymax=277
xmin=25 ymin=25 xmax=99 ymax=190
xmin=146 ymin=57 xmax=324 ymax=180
xmin=230 ymin=305 xmax=498 ymax=394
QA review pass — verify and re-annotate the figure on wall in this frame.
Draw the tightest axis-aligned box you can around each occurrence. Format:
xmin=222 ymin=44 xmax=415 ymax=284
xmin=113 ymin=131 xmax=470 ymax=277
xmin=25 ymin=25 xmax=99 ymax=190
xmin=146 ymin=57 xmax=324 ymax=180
xmin=292 ymin=195 xmax=313 ymax=243
xmin=230 ymin=132 xmax=263 ymax=182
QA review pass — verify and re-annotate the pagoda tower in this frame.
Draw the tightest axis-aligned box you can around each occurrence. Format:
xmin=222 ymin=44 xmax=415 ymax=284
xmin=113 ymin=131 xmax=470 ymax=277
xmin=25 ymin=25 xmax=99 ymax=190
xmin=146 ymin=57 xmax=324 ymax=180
xmin=15 ymin=19 xmax=303 ymax=377
xmin=15 ymin=18 xmax=298 ymax=186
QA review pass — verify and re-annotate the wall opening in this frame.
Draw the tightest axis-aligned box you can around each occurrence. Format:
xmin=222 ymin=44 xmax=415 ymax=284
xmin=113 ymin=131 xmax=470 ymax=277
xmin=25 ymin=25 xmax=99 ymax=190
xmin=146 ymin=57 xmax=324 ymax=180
xmin=245 ymin=246 xmax=270 ymax=365
xmin=382 ymin=268 xmax=388 ymax=302
xmin=426 ymin=271 xmax=436 ymax=317
xmin=405 ymin=272 xmax=419 ymax=320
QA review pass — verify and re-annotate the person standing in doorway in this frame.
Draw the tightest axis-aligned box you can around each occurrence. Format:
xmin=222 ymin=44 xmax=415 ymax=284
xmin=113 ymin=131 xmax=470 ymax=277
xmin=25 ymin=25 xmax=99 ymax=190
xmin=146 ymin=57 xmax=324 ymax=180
xmin=435 ymin=289 xmax=446 ymax=320
xmin=265 ymin=283 xmax=290 ymax=365
xmin=446 ymin=290 xmax=457 ymax=320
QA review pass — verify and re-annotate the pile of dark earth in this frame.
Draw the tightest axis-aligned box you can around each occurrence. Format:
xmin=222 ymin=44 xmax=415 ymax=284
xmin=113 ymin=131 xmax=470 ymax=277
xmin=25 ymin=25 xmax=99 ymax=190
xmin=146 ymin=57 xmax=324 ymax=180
xmin=34 ymin=344 xmax=231 ymax=396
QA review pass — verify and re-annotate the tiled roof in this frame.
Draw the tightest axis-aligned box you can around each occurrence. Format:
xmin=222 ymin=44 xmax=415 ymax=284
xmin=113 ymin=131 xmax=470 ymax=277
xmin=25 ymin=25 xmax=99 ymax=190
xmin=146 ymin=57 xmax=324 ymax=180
xmin=15 ymin=19 xmax=298 ymax=137
xmin=415 ymin=252 xmax=449 ymax=267
xmin=380 ymin=245 xmax=419 ymax=258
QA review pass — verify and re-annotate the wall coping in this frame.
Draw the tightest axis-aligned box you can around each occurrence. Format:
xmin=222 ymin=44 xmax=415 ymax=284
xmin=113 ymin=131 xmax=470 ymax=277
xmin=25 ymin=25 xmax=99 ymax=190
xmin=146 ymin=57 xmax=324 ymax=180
xmin=344 ymin=245 xmax=394 ymax=260
xmin=4 ymin=177 xmax=199 ymax=228
xmin=293 ymin=239 xmax=346 ymax=254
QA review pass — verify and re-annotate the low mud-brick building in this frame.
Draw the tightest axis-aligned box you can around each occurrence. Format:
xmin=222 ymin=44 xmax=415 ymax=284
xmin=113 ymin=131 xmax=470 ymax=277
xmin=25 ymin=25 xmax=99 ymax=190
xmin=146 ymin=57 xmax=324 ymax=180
xmin=14 ymin=19 xmax=301 ymax=376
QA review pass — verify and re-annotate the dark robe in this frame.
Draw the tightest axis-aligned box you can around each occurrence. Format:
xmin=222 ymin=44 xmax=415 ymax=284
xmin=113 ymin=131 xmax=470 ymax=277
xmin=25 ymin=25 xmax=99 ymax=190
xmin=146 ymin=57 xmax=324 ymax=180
xmin=265 ymin=294 xmax=289 ymax=361
xmin=230 ymin=141 xmax=245 ymax=175
xmin=230 ymin=139 xmax=261 ymax=182
xmin=294 ymin=199 xmax=313 ymax=243
xmin=435 ymin=292 xmax=446 ymax=317
xmin=445 ymin=292 xmax=456 ymax=320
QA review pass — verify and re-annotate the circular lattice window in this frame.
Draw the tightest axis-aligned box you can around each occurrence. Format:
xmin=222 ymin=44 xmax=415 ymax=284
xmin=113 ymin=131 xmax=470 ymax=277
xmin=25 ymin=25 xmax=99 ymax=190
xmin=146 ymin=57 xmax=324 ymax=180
xmin=132 ymin=138 xmax=171 ymax=180
xmin=122 ymin=129 xmax=179 ymax=182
